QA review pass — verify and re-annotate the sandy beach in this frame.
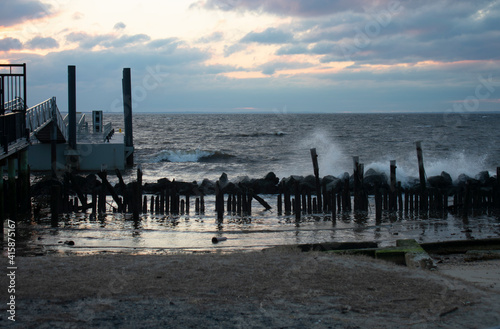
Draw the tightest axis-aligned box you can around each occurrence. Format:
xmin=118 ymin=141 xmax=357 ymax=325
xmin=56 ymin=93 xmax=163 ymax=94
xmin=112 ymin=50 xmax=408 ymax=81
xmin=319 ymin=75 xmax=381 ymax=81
xmin=1 ymin=247 xmax=500 ymax=329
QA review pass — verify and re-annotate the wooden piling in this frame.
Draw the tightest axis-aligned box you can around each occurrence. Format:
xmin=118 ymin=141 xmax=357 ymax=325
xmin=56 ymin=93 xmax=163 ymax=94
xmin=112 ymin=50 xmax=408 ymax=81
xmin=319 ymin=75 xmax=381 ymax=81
xmin=115 ymin=169 xmax=128 ymax=212
xmin=389 ymin=160 xmax=397 ymax=211
xmin=160 ymin=191 xmax=165 ymax=214
xmin=97 ymin=171 xmax=122 ymax=212
xmin=331 ymin=190 xmax=336 ymax=221
xmin=18 ymin=149 xmax=30 ymax=215
xmin=216 ymin=181 xmax=224 ymax=221
xmin=294 ymin=182 xmax=301 ymax=221
xmin=397 ymin=182 xmax=403 ymax=212
xmin=277 ymin=194 xmax=282 ymax=215
xmin=310 ymin=148 xmax=322 ymax=212
xmin=8 ymin=157 xmax=16 ymax=219
xmin=92 ymin=189 xmax=97 ymax=215
xmin=98 ymin=184 xmax=106 ymax=214
xmin=375 ymin=187 xmax=382 ymax=222
xmin=416 ymin=141 xmax=428 ymax=211
xmin=195 ymin=197 xmax=200 ymax=213
xmin=200 ymin=195 xmax=205 ymax=214
xmin=185 ymin=194 xmax=190 ymax=215
xmin=247 ymin=193 xmax=252 ymax=216
xmin=307 ymin=190 xmax=312 ymax=214
xmin=143 ymin=196 xmax=147 ymax=213
xmin=132 ymin=181 xmax=140 ymax=221
xmin=51 ymin=184 xmax=60 ymax=227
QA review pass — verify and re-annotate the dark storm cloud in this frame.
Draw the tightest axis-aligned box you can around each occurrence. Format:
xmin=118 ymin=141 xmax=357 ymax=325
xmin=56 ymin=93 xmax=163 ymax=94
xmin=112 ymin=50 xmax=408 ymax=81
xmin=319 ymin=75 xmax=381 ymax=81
xmin=0 ymin=38 xmax=23 ymax=51
xmin=0 ymin=0 xmax=53 ymax=27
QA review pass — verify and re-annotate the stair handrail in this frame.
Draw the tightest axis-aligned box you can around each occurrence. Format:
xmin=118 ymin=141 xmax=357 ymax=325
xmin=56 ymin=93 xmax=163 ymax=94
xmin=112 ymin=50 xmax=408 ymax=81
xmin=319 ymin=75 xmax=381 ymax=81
xmin=25 ymin=97 xmax=68 ymax=141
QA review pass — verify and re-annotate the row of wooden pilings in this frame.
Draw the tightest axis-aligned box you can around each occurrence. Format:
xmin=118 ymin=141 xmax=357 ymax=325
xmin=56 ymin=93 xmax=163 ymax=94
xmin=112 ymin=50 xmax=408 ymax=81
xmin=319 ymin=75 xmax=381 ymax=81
xmin=46 ymin=142 xmax=500 ymax=225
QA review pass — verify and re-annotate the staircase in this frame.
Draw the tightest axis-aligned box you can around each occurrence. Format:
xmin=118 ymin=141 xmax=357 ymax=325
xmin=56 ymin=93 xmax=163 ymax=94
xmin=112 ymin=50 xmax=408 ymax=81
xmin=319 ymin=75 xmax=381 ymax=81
xmin=26 ymin=97 xmax=67 ymax=143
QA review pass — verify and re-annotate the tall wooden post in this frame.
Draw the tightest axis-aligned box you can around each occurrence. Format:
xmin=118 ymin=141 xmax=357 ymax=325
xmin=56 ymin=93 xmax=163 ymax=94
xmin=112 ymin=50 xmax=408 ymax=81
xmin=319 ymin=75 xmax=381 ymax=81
xmin=8 ymin=157 xmax=16 ymax=219
xmin=68 ymin=65 xmax=77 ymax=150
xmin=353 ymin=156 xmax=360 ymax=211
xmin=294 ymin=182 xmax=301 ymax=221
xmin=310 ymin=148 xmax=322 ymax=212
xmin=389 ymin=160 xmax=397 ymax=211
xmin=416 ymin=141 xmax=427 ymax=211
xmin=123 ymin=68 xmax=134 ymax=166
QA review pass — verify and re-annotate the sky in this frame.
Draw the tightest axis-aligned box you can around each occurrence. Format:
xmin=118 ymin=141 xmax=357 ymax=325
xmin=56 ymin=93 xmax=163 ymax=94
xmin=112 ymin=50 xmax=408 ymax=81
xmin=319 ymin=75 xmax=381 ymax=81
xmin=1 ymin=0 xmax=500 ymax=113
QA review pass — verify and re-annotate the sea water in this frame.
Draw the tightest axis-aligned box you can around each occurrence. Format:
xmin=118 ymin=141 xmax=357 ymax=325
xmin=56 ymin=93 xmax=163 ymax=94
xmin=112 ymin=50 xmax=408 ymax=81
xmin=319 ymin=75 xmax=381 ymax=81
xmin=27 ymin=112 xmax=500 ymax=254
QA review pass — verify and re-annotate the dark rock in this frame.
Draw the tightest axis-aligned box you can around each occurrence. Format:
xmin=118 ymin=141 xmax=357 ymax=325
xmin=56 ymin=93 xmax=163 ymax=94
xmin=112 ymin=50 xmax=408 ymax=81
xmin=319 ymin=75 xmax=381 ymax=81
xmin=264 ymin=172 xmax=279 ymax=184
xmin=301 ymin=175 xmax=317 ymax=191
xmin=199 ymin=179 xmax=215 ymax=194
xmin=323 ymin=175 xmax=341 ymax=192
xmin=475 ymin=171 xmax=490 ymax=185
xmin=363 ymin=168 xmax=388 ymax=191
xmin=427 ymin=171 xmax=453 ymax=189
xmin=455 ymin=174 xmax=480 ymax=187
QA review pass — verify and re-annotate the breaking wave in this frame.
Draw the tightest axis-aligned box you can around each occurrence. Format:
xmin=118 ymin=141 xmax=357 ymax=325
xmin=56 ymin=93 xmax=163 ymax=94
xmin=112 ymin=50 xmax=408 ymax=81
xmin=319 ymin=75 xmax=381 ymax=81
xmin=152 ymin=149 xmax=234 ymax=163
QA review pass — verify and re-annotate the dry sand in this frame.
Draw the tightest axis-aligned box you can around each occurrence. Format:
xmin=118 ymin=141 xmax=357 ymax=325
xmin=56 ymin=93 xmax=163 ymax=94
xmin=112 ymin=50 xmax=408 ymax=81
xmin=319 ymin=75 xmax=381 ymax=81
xmin=1 ymin=249 xmax=500 ymax=328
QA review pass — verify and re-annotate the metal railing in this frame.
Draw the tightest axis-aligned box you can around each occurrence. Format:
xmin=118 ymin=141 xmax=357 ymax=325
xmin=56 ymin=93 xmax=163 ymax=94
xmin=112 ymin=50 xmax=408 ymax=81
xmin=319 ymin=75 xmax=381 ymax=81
xmin=3 ymin=97 xmax=25 ymax=112
xmin=26 ymin=97 xmax=68 ymax=141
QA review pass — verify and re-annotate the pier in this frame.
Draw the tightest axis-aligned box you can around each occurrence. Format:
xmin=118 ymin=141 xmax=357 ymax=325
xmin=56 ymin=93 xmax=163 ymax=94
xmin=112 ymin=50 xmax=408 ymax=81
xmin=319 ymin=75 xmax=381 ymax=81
xmin=0 ymin=64 xmax=30 ymax=229
xmin=2 ymin=64 xmax=135 ymax=237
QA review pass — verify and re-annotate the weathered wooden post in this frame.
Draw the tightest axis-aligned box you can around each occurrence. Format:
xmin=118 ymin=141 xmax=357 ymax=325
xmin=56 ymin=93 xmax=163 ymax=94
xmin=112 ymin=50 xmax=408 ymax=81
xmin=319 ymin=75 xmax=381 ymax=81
xmin=122 ymin=68 xmax=134 ymax=166
xmin=132 ymin=181 xmax=140 ymax=221
xmin=247 ymin=193 xmax=252 ymax=216
xmin=416 ymin=141 xmax=427 ymax=211
xmin=310 ymin=148 xmax=322 ymax=212
xmin=331 ymin=190 xmax=336 ymax=222
xmin=180 ymin=199 xmax=185 ymax=214
xmin=397 ymin=182 xmax=403 ymax=211
xmin=18 ymin=149 xmax=30 ymax=215
xmin=375 ymin=187 xmax=382 ymax=222
xmin=8 ymin=157 xmax=16 ymax=219
xmin=227 ymin=194 xmax=232 ymax=213
xmin=142 ymin=196 xmax=147 ymax=213
xmin=294 ymin=182 xmax=301 ymax=221
xmin=91 ymin=189 xmax=97 ymax=215
xmin=494 ymin=166 xmax=500 ymax=209
xmin=277 ymin=194 xmax=282 ymax=215
xmin=51 ymin=184 xmax=60 ymax=227
xmin=200 ymin=195 xmax=205 ymax=214
xmin=353 ymin=156 xmax=361 ymax=211
xmin=464 ymin=180 xmax=471 ymax=216
xmin=389 ymin=160 xmax=397 ymax=211
xmin=307 ymin=190 xmax=312 ymax=214
xmin=160 ymin=190 xmax=165 ymax=215
xmin=150 ymin=195 xmax=155 ymax=214
xmin=216 ymin=181 xmax=224 ymax=222
xmin=185 ymin=194 xmax=190 ymax=215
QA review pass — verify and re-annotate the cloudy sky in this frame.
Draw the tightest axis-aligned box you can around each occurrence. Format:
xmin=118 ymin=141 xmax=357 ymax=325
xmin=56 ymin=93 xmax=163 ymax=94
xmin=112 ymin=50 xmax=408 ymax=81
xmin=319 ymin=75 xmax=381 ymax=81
xmin=1 ymin=0 xmax=499 ymax=113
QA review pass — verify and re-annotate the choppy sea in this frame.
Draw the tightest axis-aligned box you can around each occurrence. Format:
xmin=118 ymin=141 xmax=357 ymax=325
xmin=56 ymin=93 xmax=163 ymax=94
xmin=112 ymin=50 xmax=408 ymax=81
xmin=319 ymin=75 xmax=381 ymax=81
xmin=25 ymin=112 xmax=500 ymax=254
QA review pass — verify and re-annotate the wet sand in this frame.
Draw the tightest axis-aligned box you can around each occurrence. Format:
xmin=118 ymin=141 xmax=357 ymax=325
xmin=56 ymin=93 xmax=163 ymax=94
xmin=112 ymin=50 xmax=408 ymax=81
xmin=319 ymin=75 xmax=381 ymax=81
xmin=1 ymin=249 xmax=499 ymax=328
